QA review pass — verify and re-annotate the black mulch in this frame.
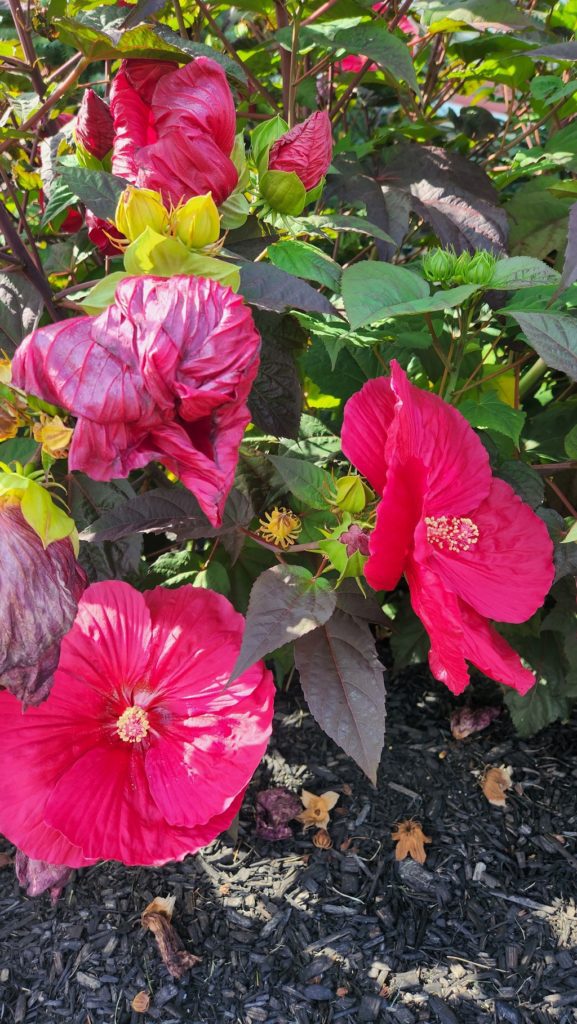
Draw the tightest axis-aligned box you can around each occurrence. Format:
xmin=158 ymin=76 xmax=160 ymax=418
xmin=1 ymin=666 xmax=577 ymax=1024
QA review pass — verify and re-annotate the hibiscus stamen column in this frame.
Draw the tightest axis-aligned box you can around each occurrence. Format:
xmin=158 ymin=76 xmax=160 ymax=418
xmin=425 ymin=516 xmax=480 ymax=553
xmin=116 ymin=705 xmax=150 ymax=743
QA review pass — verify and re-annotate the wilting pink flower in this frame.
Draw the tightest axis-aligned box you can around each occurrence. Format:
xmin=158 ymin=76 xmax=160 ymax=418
xmin=75 ymin=88 xmax=114 ymax=160
xmin=268 ymin=111 xmax=333 ymax=191
xmin=450 ymin=705 xmax=500 ymax=741
xmin=110 ymin=58 xmax=238 ymax=207
xmin=0 ymin=502 xmax=86 ymax=705
xmin=0 ymin=581 xmax=275 ymax=867
xmin=342 ymin=361 xmax=555 ymax=695
xmin=12 ymin=275 xmax=261 ymax=527
xmin=15 ymin=851 xmax=72 ymax=904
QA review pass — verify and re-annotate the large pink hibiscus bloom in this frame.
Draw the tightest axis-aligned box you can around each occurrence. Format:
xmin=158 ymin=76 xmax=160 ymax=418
xmin=0 ymin=581 xmax=275 ymax=867
xmin=342 ymin=361 xmax=555 ymax=695
xmin=12 ymin=275 xmax=261 ymax=527
xmin=110 ymin=57 xmax=238 ymax=207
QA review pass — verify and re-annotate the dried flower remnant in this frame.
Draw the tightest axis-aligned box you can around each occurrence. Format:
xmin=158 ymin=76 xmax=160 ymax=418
xmin=255 ymin=788 xmax=302 ymax=841
xmin=339 ymin=523 xmax=371 ymax=557
xmin=33 ymin=415 xmax=73 ymax=459
xmin=141 ymin=896 xmax=201 ymax=979
xmin=312 ymin=829 xmax=333 ymax=849
xmin=296 ymin=790 xmax=340 ymax=831
xmin=481 ymin=765 xmax=513 ymax=807
xmin=131 ymin=991 xmax=151 ymax=1014
xmin=391 ymin=820 xmax=432 ymax=864
xmin=258 ymin=507 xmax=302 ymax=548
xmin=451 ymin=705 xmax=500 ymax=741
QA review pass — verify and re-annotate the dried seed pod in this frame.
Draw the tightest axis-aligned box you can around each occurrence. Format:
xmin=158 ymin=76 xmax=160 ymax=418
xmin=313 ymin=829 xmax=333 ymax=850
xmin=131 ymin=991 xmax=151 ymax=1013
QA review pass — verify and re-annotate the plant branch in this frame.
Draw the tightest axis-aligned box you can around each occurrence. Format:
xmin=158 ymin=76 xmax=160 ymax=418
xmin=275 ymin=0 xmax=291 ymax=120
xmin=0 ymin=198 xmax=58 ymax=319
xmin=8 ymin=0 xmax=45 ymax=98
xmin=173 ymin=0 xmax=188 ymax=39
xmin=0 ymin=56 xmax=90 ymax=156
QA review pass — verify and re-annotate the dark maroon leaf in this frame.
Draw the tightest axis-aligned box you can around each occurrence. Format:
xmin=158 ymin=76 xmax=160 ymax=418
xmin=526 ymin=42 xmax=577 ymax=60
xmin=509 ymin=311 xmax=577 ymax=381
xmin=294 ymin=609 xmax=386 ymax=782
xmin=248 ymin=311 xmax=304 ymax=439
xmin=239 ymin=263 xmax=337 ymax=315
xmin=382 ymin=145 xmax=508 ymax=254
xmin=560 ymin=202 xmax=577 ymax=292
xmin=80 ymin=485 xmax=251 ymax=543
xmin=335 ymin=580 xmax=391 ymax=626
xmin=230 ymin=564 xmax=336 ymax=681
xmin=70 ymin=475 xmax=142 ymax=581
xmin=0 ymin=272 xmax=44 ymax=355
xmin=327 ymin=156 xmax=403 ymax=260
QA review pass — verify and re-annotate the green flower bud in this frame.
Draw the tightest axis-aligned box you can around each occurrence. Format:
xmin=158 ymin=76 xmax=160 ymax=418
xmin=465 ymin=250 xmax=498 ymax=287
xmin=115 ymin=186 xmax=169 ymax=242
xmin=422 ymin=248 xmax=458 ymax=284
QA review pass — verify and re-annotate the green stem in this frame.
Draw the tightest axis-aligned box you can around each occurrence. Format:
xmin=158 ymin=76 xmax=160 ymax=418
xmin=519 ymin=357 xmax=548 ymax=400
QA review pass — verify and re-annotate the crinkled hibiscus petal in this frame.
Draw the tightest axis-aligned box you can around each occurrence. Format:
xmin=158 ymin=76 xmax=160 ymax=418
xmin=422 ymin=478 xmax=555 ymax=623
xmin=0 ymin=504 xmax=86 ymax=705
xmin=136 ymin=130 xmax=238 ymax=207
xmin=75 ymin=88 xmax=114 ymax=160
xmin=389 ymin=361 xmax=492 ymax=515
xmin=268 ymin=111 xmax=333 ymax=191
xmin=151 ymin=57 xmax=236 ymax=157
xmin=458 ymin=600 xmax=536 ymax=695
xmin=109 ymin=60 xmax=175 ymax=181
xmin=341 ymin=376 xmax=396 ymax=494
xmin=12 ymin=276 xmax=261 ymax=528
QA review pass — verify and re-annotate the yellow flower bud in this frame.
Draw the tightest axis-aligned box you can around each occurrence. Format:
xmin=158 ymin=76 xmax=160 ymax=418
xmin=115 ymin=186 xmax=169 ymax=242
xmin=33 ymin=414 xmax=73 ymax=459
xmin=172 ymin=193 xmax=220 ymax=249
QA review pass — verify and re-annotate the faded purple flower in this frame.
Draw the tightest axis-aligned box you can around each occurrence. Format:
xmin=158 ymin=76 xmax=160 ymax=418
xmin=255 ymin=788 xmax=302 ymax=841
xmin=339 ymin=524 xmax=371 ymax=558
xmin=15 ymin=850 xmax=73 ymax=904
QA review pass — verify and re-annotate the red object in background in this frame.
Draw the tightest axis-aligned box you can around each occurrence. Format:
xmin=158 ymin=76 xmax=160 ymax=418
xmin=75 ymin=88 xmax=114 ymax=160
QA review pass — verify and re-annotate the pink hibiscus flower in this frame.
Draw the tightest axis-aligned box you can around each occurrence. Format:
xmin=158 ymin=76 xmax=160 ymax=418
xmin=11 ymin=275 xmax=261 ymax=527
xmin=110 ymin=57 xmax=239 ymax=207
xmin=341 ymin=361 xmax=555 ymax=695
xmin=268 ymin=111 xmax=333 ymax=192
xmin=0 ymin=581 xmax=275 ymax=867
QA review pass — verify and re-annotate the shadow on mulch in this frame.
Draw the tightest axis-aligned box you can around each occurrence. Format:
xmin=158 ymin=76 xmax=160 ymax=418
xmin=1 ymin=665 xmax=577 ymax=1024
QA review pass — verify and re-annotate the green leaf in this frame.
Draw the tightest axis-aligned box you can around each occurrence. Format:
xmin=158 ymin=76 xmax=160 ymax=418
xmin=0 ymin=437 xmax=37 ymax=464
xmin=260 ymin=169 xmax=306 ymax=215
xmin=269 ymin=454 xmax=337 ymax=509
xmin=58 ymin=165 xmax=129 ymax=220
xmin=390 ymin=596 xmax=430 ymax=669
xmin=489 ymin=257 xmax=561 ymax=291
xmin=230 ymin=564 xmax=336 ymax=680
xmin=40 ymin=175 xmax=76 ymax=226
xmin=294 ymin=608 xmax=386 ymax=782
xmin=284 ymin=212 xmax=395 ymax=245
xmin=458 ymin=393 xmax=526 ymax=446
xmin=509 ymin=311 xmax=577 ymax=382
xmin=333 ymin=21 xmax=418 ymax=92
xmin=503 ymin=632 xmax=577 ymax=736
xmin=565 ymin=423 xmax=577 ymax=459
xmin=278 ymin=413 xmax=341 ymax=464
xmin=342 ymin=262 xmax=430 ymax=329
xmin=267 ymin=239 xmax=341 ymax=290
xmin=497 ymin=461 xmax=544 ymax=509
xmin=251 ymin=114 xmax=288 ymax=172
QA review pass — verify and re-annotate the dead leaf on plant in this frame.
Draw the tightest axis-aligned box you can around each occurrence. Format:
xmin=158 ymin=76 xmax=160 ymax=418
xmin=296 ymin=790 xmax=340 ymax=831
xmin=481 ymin=765 xmax=513 ymax=807
xmin=141 ymin=895 xmax=201 ymax=979
xmin=391 ymin=820 xmax=432 ymax=864
xmin=131 ymin=991 xmax=150 ymax=1013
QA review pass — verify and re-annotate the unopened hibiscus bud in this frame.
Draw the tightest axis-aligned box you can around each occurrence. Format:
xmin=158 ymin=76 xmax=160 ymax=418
xmin=334 ymin=475 xmax=368 ymax=514
xmin=75 ymin=88 xmax=114 ymax=161
xmin=422 ymin=247 xmax=457 ymax=284
xmin=172 ymin=193 xmax=220 ymax=249
xmin=268 ymin=111 xmax=333 ymax=192
xmin=115 ymin=186 xmax=169 ymax=242
xmin=33 ymin=414 xmax=73 ymax=459
xmin=15 ymin=850 xmax=72 ymax=904
xmin=466 ymin=250 xmax=497 ymax=287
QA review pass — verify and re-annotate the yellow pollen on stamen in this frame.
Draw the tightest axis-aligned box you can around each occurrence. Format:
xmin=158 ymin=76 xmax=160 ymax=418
xmin=258 ymin=506 xmax=302 ymax=549
xmin=425 ymin=515 xmax=479 ymax=553
xmin=116 ymin=705 xmax=150 ymax=743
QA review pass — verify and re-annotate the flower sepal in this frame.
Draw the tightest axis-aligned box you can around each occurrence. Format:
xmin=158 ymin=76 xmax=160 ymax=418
xmin=259 ymin=169 xmax=307 ymax=216
xmin=251 ymin=115 xmax=289 ymax=174
xmin=0 ymin=467 xmax=76 ymax=549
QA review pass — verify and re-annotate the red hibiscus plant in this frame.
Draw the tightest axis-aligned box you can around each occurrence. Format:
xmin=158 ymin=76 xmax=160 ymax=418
xmin=0 ymin=0 xmax=576 ymax=874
